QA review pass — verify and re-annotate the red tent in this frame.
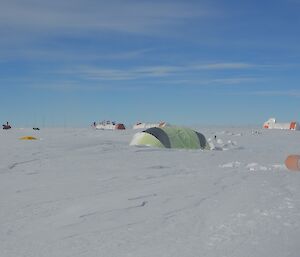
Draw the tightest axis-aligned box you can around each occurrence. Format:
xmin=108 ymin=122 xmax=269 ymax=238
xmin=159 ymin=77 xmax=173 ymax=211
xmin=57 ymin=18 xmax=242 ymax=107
xmin=115 ymin=123 xmax=126 ymax=130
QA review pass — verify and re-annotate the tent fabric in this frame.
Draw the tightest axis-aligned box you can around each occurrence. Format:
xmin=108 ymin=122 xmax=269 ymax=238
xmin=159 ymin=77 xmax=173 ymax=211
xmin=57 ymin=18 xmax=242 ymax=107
xmin=195 ymin=132 xmax=208 ymax=149
xmin=130 ymin=132 xmax=165 ymax=148
xmin=145 ymin=127 xmax=171 ymax=148
xmin=130 ymin=126 xmax=210 ymax=150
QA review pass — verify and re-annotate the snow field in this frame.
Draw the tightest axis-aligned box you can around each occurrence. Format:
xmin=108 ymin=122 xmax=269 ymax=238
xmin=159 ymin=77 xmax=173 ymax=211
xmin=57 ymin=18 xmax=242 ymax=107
xmin=1 ymin=127 xmax=300 ymax=257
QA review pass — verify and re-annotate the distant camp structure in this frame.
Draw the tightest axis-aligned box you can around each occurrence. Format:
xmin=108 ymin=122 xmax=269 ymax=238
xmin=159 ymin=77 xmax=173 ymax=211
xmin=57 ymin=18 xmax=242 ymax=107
xmin=130 ymin=126 xmax=210 ymax=150
xmin=133 ymin=121 xmax=168 ymax=129
xmin=2 ymin=122 xmax=11 ymax=130
xmin=92 ymin=120 xmax=126 ymax=130
xmin=263 ymin=118 xmax=299 ymax=130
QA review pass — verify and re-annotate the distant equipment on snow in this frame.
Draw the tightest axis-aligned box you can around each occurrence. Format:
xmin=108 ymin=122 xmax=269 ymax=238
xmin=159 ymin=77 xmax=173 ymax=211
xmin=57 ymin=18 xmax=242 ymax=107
xmin=130 ymin=126 xmax=210 ymax=150
xmin=2 ymin=122 xmax=11 ymax=130
xmin=92 ymin=121 xmax=126 ymax=130
xmin=133 ymin=121 xmax=168 ymax=130
xmin=263 ymin=118 xmax=299 ymax=130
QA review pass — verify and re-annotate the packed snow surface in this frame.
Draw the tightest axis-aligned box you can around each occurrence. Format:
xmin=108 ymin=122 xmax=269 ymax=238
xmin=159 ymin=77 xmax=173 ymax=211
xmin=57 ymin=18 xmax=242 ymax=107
xmin=1 ymin=127 xmax=300 ymax=257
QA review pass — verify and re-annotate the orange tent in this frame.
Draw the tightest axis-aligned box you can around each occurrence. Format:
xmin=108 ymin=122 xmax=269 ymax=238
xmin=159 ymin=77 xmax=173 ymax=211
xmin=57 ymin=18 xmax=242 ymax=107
xmin=285 ymin=155 xmax=300 ymax=171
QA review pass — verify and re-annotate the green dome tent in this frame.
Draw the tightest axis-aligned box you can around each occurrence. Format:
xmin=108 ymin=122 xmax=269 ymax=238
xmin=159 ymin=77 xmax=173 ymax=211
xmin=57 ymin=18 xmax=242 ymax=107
xmin=130 ymin=126 xmax=210 ymax=150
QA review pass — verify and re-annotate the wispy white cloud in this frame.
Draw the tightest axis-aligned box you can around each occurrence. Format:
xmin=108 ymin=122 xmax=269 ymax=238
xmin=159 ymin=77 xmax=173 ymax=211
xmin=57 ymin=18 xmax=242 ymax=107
xmin=154 ymin=76 xmax=261 ymax=86
xmin=133 ymin=65 xmax=182 ymax=76
xmin=67 ymin=62 xmax=262 ymax=81
xmin=77 ymin=68 xmax=139 ymax=81
xmin=0 ymin=60 xmax=267 ymax=91
xmin=203 ymin=77 xmax=259 ymax=85
xmin=0 ymin=48 xmax=152 ymax=62
xmin=0 ymin=0 xmax=213 ymax=37
xmin=193 ymin=62 xmax=256 ymax=70
xmin=71 ymin=66 xmax=179 ymax=81
xmin=28 ymin=81 xmax=142 ymax=92
xmin=29 ymin=82 xmax=88 ymax=91
xmin=250 ymin=90 xmax=300 ymax=98
xmin=26 ymin=76 xmax=260 ymax=92
xmin=59 ymin=65 xmax=178 ymax=81
xmin=287 ymin=0 xmax=300 ymax=4
xmin=100 ymin=49 xmax=154 ymax=60
xmin=29 ymin=81 xmax=121 ymax=92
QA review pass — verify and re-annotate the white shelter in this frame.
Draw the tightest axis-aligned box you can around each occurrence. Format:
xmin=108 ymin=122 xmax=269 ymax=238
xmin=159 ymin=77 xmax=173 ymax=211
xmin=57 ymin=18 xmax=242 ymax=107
xmin=94 ymin=121 xmax=125 ymax=130
xmin=263 ymin=118 xmax=299 ymax=130
xmin=133 ymin=122 xmax=168 ymax=130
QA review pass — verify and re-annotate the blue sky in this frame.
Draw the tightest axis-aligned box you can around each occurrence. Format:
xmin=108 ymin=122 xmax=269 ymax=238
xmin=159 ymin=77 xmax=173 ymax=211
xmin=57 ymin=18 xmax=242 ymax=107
xmin=1 ymin=0 xmax=300 ymax=127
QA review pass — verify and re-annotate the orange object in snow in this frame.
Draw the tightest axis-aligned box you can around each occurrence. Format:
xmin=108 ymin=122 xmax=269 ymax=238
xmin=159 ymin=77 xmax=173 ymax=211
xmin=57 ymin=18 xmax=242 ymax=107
xmin=285 ymin=155 xmax=300 ymax=171
xmin=20 ymin=136 xmax=37 ymax=140
xmin=290 ymin=122 xmax=297 ymax=130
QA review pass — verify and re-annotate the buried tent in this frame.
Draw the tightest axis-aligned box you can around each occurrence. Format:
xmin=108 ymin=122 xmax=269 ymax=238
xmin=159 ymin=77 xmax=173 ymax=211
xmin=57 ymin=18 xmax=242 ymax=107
xmin=130 ymin=126 xmax=210 ymax=150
